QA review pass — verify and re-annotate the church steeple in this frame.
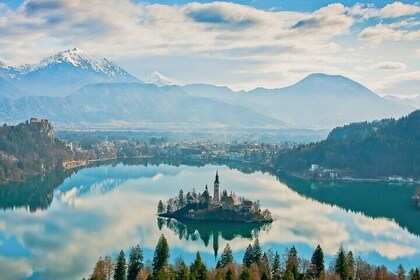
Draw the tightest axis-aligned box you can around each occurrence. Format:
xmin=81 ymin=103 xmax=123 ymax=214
xmin=214 ymin=171 xmax=220 ymax=203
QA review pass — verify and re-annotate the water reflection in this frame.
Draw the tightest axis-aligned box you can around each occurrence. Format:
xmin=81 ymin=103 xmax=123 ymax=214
xmin=159 ymin=217 xmax=271 ymax=258
xmin=0 ymin=161 xmax=419 ymax=280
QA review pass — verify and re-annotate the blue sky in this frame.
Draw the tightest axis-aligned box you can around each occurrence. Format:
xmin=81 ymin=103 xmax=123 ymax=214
xmin=0 ymin=0 xmax=419 ymax=96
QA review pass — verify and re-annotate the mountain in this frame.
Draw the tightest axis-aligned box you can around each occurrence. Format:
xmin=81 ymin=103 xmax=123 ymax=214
xmin=182 ymin=73 xmax=412 ymax=129
xmin=275 ymin=110 xmax=420 ymax=178
xmin=244 ymin=73 xmax=412 ymax=128
xmin=0 ymin=83 xmax=282 ymax=129
xmin=3 ymin=48 xmax=140 ymax=97
xmin=0 ymin=77 xmax=26 ymax=99
xmin=384 ymin=95 xmax=420 ymax=108
xmin=144 ymin=71 xmax=182 ymax=87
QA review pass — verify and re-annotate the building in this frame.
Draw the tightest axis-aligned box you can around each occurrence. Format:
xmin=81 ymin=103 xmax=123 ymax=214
xmin=213 ymin=171 xmax=220 ymax=203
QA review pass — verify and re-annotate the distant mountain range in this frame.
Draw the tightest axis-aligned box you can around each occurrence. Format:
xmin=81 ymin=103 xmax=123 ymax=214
xmin=384 ymin=95 xmax=420 ymax=108
xmin=0 ymin=48 xmax=415 ymax=129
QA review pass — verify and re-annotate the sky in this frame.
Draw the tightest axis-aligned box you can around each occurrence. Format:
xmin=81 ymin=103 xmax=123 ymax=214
xmin=0 ymin=0 xmax=419 ymax=96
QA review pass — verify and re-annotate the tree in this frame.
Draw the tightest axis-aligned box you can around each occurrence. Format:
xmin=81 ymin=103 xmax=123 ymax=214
xmin=242 ymin=244 xmax=253 ymax=268
xmin=173 ymin=257 xmax=189 ymax=280
xmin=410 ymin=268 xmax=420 ymax=280
xmin=334 ymin=247 xmax=350 ymax=280
xmin=239 ymin=269 xmax=252 ymax=280
xmin=190 ymin=252 xmax=208 ymax=280
xmin=309 ymin=244 xmax=324 ymax=278
xmin=178 ymin=189 xmax=185 ymax=209
xmin=396 ymin=264 xmax=406 ymax=280
xmin=157 ymin=200 xmax=164 ymax=214
xmin=127 ymin=245 xmax=143 ymax=280
xmin=284 ymin=269 xmax=294 ymax=280
xmin=346 ymin=251 xmax=355 ymax=280
xmin=114 ymin=250 xmax=127 ymax=280
xmin=218 ymin=244 xmax=234 ymax=268
xmin=286 ymin=246 xmax=299 ymax=280
xmin=152 ymin=234 xmax=170 ymax=275
xmin=251 ymin=238 xmax=262 ymax=264
xmin=225 ymin=269 xmax=234 ymax=280
xmin=271 ymin=251 xmax=281 ymax=280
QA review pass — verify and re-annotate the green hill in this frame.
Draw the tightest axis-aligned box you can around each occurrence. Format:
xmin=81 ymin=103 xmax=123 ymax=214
xmin=275 ymin=110 xmax=420 ymax=179
xmin=0 ymin=118 xmax=72 ymax=184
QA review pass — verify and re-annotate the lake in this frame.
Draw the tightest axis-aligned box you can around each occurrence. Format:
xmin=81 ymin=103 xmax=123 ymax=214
xmin=0 ymin=160 xmax=419 ymax=280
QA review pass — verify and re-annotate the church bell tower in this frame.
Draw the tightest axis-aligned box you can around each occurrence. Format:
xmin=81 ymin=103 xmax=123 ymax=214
xmin=214 ymin=171 xmax=220 ymax=203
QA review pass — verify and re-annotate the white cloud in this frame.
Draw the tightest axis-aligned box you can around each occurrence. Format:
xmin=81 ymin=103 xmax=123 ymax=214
xmin=359 ymin=23 xmax=420 ymax=45
xmin=350 ymin=1 xmax=420 ymax=19
xmin=371 ymin=61 xmax=406 ymax=70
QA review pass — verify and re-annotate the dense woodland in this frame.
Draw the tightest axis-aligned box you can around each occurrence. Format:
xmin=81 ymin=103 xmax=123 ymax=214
xmin=0 ymin=120 xmax=72 ymax=184
xmin=275 ymin=110 xmax=420 ymax=178
xmin=85 ymin=234 xmax=420 ymax=280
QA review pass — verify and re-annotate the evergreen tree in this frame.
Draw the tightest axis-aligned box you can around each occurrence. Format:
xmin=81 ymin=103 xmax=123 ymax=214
xmin=284 ymin=269 xmax=294 ymax=280
xmin=286 ymin=246 xmax=299 ymax=280
xmin=178 ymin=189 xmax=185 ymax=209
xmin=239 ymin=269 xmax=251 ymax=280
xmin=346 ymin=251 xmax=355 ymax=280
xmin=396 ymin=264 xmax=406 ymax=280
xmin=152 ymin=234 xmax=170 ymax=275
xmin=218 ymin=244 xmax=234 ymax=268
xmin=334 ymin=247 xmax=350 ymax=280
xmin=309 ymin=244 xmax=324 ymax=278
xmin=190 ymin=252 xmax=208 ymax=280
xmin=251 ymin=238 xmax=262 ymax=264
xmin=410 ymin=268 xmax=420 ymax=280
xmin=225 ymin=269 xmax=234 ymax=280
xmin=127 ymin=245 xmax=143 ymax=280
xmin=174 ymin=257 xmax=189 ymax=280
xmin=114 ymin=250 xmax=127 ymax=280
xmin=157 ymin=200 xmax=164 ymax=214
xmin=271 ymin=251 xmax=281 ymax=280
xmin=242 ymin=244 xmax=253 ymax=268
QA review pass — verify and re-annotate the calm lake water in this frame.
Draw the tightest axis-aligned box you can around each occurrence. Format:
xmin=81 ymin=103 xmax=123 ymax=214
xmin=0 ymin=160 xmax=419 ymax=280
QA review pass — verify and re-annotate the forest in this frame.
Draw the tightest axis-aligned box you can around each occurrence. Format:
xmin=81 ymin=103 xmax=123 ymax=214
xmin=275 ymin=110 xmax=420 ymax=178
xmin=85 ymin=234 xmax=419 ymax=280
xmin=0 ymin=120 xmax=72 ymax=184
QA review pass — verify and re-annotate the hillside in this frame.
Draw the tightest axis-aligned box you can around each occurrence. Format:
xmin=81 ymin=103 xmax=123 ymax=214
xmin=275 ymin=110 xmax=420 ymax=179
xmin=0 ymin=119 xmax=73 ymax=184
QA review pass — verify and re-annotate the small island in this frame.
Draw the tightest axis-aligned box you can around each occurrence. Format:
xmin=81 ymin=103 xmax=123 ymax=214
xmin=157 ymin=171 xmax=273 ymax=223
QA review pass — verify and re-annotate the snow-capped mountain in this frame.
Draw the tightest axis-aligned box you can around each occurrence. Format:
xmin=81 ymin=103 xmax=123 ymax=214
xmin=144 ymin=71 xmax=182 ymax=87
xmin=2 ymin=48 xmax=141 ymax=97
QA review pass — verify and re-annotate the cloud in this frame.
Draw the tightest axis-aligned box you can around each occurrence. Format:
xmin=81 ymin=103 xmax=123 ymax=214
xmin=371 ymin=61 xmax=406 ymax=70
xmin=359 ymin=23 xmax=420 ymax=44
xmin=350 ymin=1 xmax=420 ymax=19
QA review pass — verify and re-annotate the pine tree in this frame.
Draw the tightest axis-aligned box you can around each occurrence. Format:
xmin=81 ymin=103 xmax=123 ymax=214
xmin=346 ymin=251 xmax=355 ymax=280
xmin=271 ymin=251 xmax=281 ymax=280
xmin=157 ymin=200 xmax=164 ymax=214
xmin=286 ymin=246 xmax=299 ymax=280
xmin=218 ymin=244 xmax=234 ymax=268
xmin=225 ymin=269 xmax=234 ymax=280
xmin=252 ymin=238 xmax=262 ymax=264
xmin=410 ymin=268 xmax=420 ymax=280
xmin=152 ymin=234 xmax=170 ymax=275
xmin=114 ymin=250 xmax=127 ymax=280
xmin=242 ymin=244 xmax=253 ymax=267
xmin=174 ymin=257 xmax=189 ymax=280
xmin=239 ymin=268 xmax=251 ymax=280
xmin=178 ymin=189 xmax=185 ymax=209
xmin=284 ymin=269 xmax=294 ymax=280
xmin=396 ymin=264 xmax=406 ymax=280
xmin=127 ymin=245 xmax=143 ymax=280
xmin=309 ymin=244 xmax=324 ymax=278
xmin=334 ymin=247 xmax=350 ymax=280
